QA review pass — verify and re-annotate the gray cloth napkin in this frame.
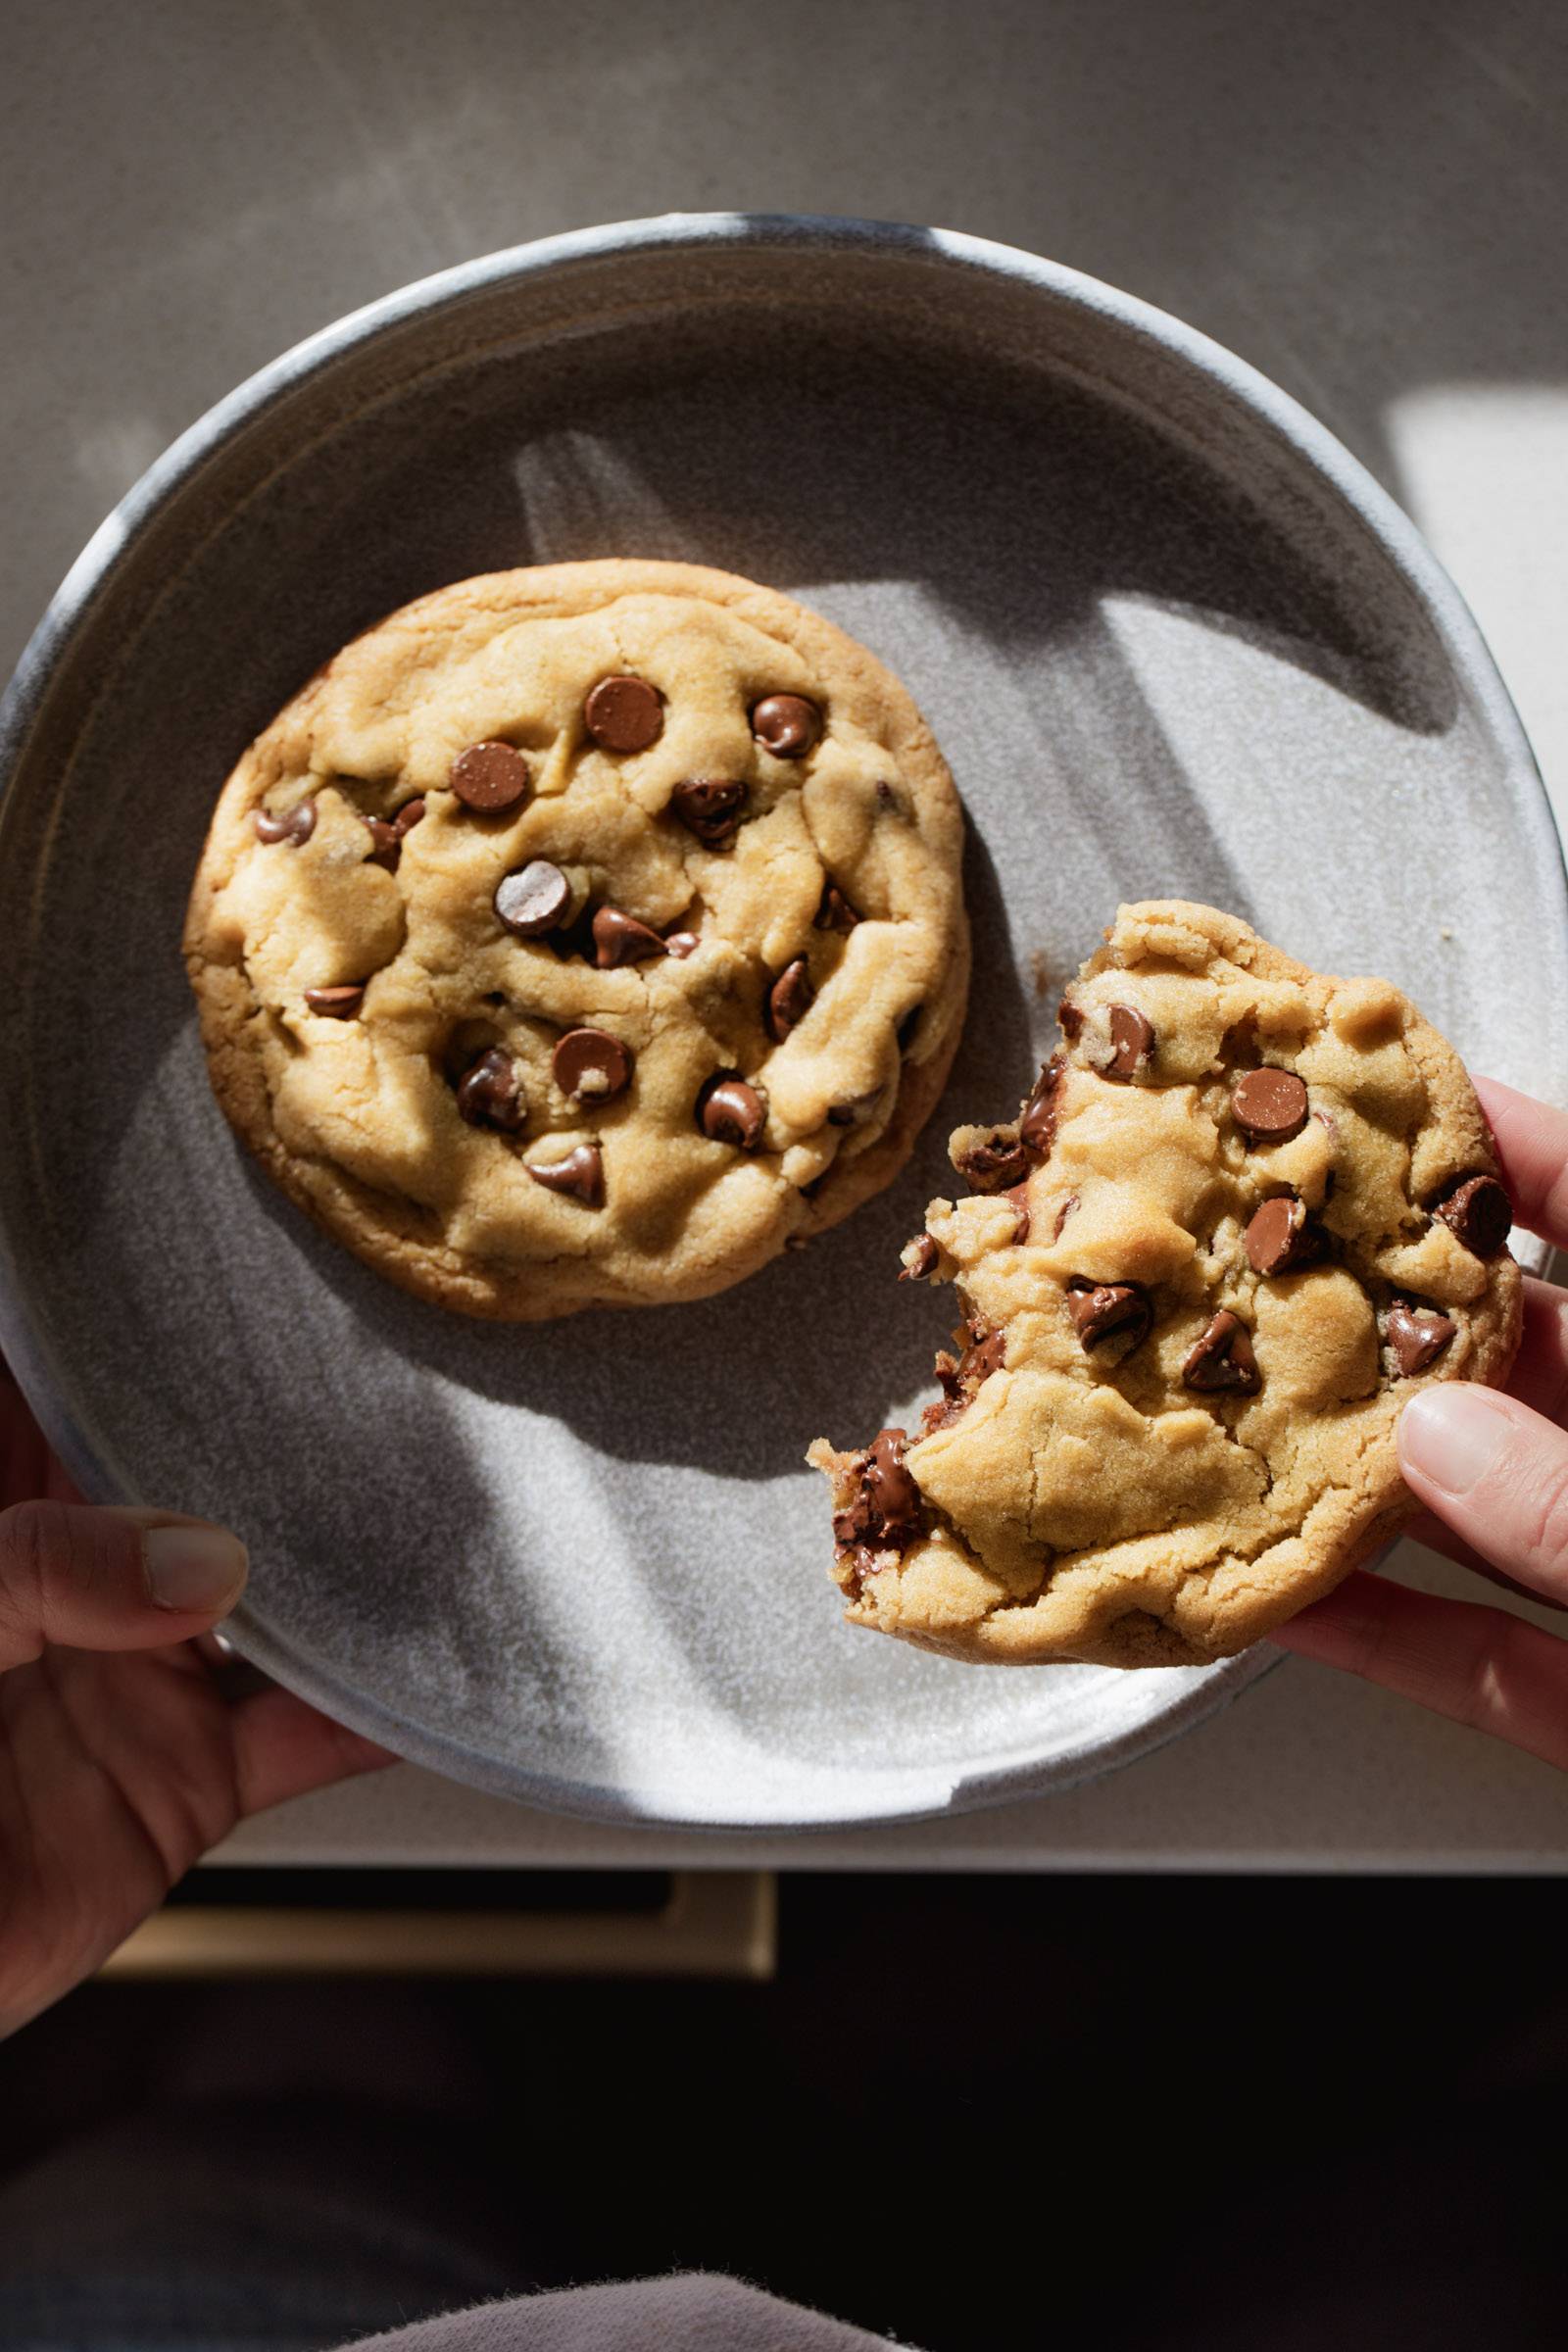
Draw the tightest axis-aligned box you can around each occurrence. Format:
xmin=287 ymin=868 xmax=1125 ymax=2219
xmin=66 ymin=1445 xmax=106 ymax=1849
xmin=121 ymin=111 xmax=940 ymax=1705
xmin=344 ymin=2275 xmax=916 ymax=2352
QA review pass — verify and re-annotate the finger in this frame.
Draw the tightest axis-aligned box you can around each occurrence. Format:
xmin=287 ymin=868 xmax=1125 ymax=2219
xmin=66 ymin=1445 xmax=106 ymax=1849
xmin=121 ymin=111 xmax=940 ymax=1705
xmin=1403 ymin=1507 xmax=1485 ymax=1568
xmin=228 ymin=1685 xmax=396 ymax=1817
xmin=1509 ymin=1275 xmax=1568 ymax=1428
xmin=1398 ymin=1386 xmax=1568 ymax=1603
xmin=0 ymin=1500 xmax=248 ymax=1672
xmin=1272 ymin=1568 xmax=1568 ymax=1771
xmin=1400 ymin=1278 xmax=1568 ymax=1610
xmin=1337 ymin=1265 xmax=1568 ymax=1603
xmin=1472 ymin=1078 xmax=1568 ymax=1250
xmin=1402 ymin=1514 xmax=1568 ymax=1614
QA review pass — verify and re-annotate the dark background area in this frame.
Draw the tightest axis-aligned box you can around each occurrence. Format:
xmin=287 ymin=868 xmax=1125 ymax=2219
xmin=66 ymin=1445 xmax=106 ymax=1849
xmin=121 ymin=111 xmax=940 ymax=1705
xmin=3 ymin=1875 xmax=1566 ymax=2347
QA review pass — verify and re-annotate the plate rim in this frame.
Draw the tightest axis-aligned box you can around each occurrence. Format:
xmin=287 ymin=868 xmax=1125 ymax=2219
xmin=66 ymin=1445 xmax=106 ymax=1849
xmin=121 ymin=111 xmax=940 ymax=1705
xmin=0 ymin=211 xmax=1557 ymax=1830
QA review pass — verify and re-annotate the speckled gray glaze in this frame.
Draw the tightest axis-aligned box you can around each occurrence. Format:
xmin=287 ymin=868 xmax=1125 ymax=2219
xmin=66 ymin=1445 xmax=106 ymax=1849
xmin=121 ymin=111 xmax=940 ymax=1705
xmin=0 ymin=216 xmax=1562 ymax=1831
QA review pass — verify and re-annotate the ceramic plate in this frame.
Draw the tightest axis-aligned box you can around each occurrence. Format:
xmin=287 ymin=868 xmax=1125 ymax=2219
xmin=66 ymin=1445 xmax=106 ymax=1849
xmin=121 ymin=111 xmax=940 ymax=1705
xmin=1 ymin=216 xmax=1562 ymax=1828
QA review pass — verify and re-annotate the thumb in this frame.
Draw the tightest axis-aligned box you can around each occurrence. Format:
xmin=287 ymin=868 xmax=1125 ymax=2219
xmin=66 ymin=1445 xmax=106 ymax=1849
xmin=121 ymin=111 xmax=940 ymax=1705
xmin=0 ymin=1499 xmax=248 ymax=1672
xmin=1398 ymin=1387 xmax=1568 ymax=1604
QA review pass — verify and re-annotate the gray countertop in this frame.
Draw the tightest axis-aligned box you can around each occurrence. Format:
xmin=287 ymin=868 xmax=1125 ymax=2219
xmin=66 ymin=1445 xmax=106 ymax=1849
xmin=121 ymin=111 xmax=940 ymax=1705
xmin=7 ymin=0 xmax=1567 ymax=1870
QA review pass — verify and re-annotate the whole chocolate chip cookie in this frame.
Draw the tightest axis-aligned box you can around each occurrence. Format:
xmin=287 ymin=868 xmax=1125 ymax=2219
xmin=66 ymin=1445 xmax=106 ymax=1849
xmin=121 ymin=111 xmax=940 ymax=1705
xmin=809 ymin=901 xmax=1522 ymax=1668
xmin=184 ymin=561 xmax=968 ymax=1318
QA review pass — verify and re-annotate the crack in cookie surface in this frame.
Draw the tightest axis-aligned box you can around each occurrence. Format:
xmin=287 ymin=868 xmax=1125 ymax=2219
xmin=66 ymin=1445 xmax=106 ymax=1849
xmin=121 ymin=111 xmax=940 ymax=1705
xmin=184 ymin=562 xmax=969 ymax=1318
xmin=808 ymin=901 xmax=1522 ymax=1668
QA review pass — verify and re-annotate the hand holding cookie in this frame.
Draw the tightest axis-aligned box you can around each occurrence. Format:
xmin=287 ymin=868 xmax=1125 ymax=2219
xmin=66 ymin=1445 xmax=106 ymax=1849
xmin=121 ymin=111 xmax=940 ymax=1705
xmin=1274 ymin=1078 xmax=1568 ymax=1770
xmin=0 ymin=1377 xmax=391 ymax=2038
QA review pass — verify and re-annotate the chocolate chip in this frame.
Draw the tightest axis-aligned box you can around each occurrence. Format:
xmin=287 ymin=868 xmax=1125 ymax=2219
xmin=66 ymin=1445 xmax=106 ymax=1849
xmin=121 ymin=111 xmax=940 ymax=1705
xmin=1232 ymin=1067 xmax=1308 ymax=1143
xmin=592 ymin=906 xmax=668 ymax=968
xmin=958 ymin=1325 xmax=1006 ymax=1385
xmin=1057 ymin=998 xmax=1084 ymax=1042
xmin=368 ymin=795 xmax=426 ymax=871
xmin=524 ymin=1142 xmax=606 ymax=1207
xmin=814 ymin=882 xmax=859 ymax=932
xmin=900 ymin=1233 xmax=939 ymax=1283
xmin=495 ymin=860 xmax=571 ymax=937
xmin=766 ymin=958 xmax=815 ymax=1043
xmin=1099 ymin=1004 xmax=1154 ymax=1080
xmin=1182 ymin=1308 xmax=1259 ymax=1394
xmin=751 ymin=693 xmax=821 ymax=759
xmin=841 ymin=1085 xmax=883 ymax=1123
xmin=1433 ymin=1173 xmax=1512 ymax=1259
xmin=919 ymin=1321 xmax=1005 ymax=1431
xmin=365 ymin=817 xmax=402 ymax=872
xmin=255 ymin=800 xmax=316 ymax=846
xmin=954 ymin=1128 xmax=1031 ymax=1191
xmin=1006 ymin=1181 xmax=1032 ymax=1243
xmin=303 ymin=984 xmax=365 ymax=1019
xmin=1020 ymin=1054 xmax=1067 ymax=1159
xmin=1054 ymin=1193 xmax=1080 ymax=1240
xmin=457 ymin=1047 xmax=527 ymax=1132
xmin=845 ymin=1086 xmax=884 ymax=1123
xmin=1066 ymin=1282 xmax=1152 ymax=1351
xmin=671 ymin=777 xmax=748 ymax=844
xmin=834 ymin=1427 xmax=922 ymax=1551
xmin=450 ymin=740 xmax=530 ymax=813
xmin=698 ymin=1074 xmax=766 ymax=1149
xmin=1386 ymin=1299 xmax=1457 ymax=1376
xmin=664 ymin=930 xmax=700 ymax=958
xmin=1245 ymin=1194 xmax=1316 ymax=1276
xmin=553 ymin=1027 xmax=632 ymax=1103
xmin=922 ymin=1362 xmax=964 ymax=1435
xmin=864 ymin=1430 xmax=922 ymax=1540
xmin=585 ymin=675 xmax=662 ymax=754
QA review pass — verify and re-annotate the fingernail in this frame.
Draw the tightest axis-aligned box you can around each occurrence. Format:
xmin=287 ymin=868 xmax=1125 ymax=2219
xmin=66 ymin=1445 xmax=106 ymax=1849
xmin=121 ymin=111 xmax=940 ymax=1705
xmin=143 ymin=1524 xmax=249 ymax=1612
xmin=1398 ymin=1387 xmax=1513 ymax=1498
